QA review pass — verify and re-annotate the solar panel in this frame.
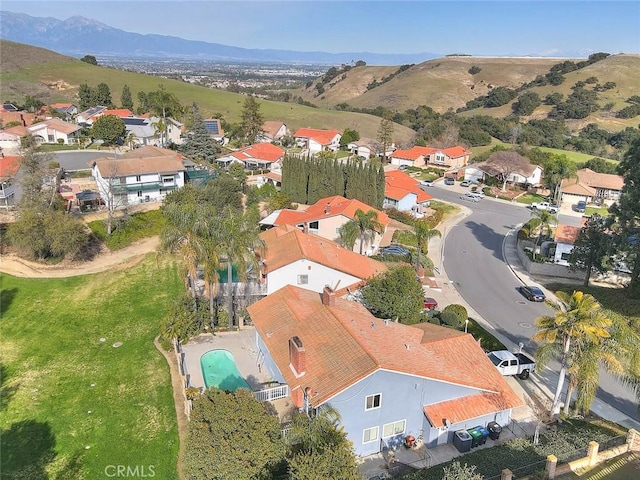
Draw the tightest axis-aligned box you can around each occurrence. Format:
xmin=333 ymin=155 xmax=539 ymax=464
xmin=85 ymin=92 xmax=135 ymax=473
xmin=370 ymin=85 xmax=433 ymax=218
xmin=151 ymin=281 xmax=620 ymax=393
xmin=122 ymin=118 xmax=147 ymax=126
xmin=204 ymin=119 xmax=220 ymax=135
xmin=2 ymin=103 xmax=18 ymax=111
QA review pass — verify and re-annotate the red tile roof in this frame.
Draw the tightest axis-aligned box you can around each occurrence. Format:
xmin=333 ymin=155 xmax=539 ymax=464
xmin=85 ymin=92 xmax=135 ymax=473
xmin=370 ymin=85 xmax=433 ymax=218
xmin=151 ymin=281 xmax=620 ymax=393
xmin=93 ymin=149 xmax=184 ymax=177
xmin=248 ymin=286 xmax=522 ymax=415
xmin=271 ymin=195 xmax=390 ymax=228
xmin=561 ymin=181 xmax=596 ymax=196
xmin=555 ymin=223 xmax=584 ymax=244
xmin=4 ymin=125 xmax=29 ymax=136
xmin=293 ymin=128 xmax=341 ymax=145
xmin=230 ymin=143 xmax=285 ymax=163
xmin=29 ymin=118 xmax=81 ymax=135
xmin=99 ymin=109 xmax=134 ymax=118
xmin=0 ymin=155 xmax=20 ymax=178
xmin=576 ymin=168 xmax=623 ymax=191
xmin=424 ymin=392 xmax=518 ymax=427
xmin=262 ymin=120 xmax=286 ymax=139
xmin=441 ymin=146 xmax=471 ymax=158
xmin=260 ymin=225 xmax=387 ymax=283
xmin=385 ymin=170 xmax=432 ymax=203
xmin=50 ymin=103 xmax=74 ymax=109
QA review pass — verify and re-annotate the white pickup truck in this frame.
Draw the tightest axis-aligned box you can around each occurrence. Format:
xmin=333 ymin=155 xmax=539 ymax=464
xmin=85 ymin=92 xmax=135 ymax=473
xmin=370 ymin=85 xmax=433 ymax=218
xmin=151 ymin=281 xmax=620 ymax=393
xmin=487 ymin=350 xmax=536 ymax=379
xmin=529 ymin=202 xmax=558 ymax=214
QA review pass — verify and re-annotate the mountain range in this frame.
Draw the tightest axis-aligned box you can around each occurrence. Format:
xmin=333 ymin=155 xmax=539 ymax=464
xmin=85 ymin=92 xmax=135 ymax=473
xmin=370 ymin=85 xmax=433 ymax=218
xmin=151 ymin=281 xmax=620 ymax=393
xmin=0 ymin=11 xmax=439 ymax=65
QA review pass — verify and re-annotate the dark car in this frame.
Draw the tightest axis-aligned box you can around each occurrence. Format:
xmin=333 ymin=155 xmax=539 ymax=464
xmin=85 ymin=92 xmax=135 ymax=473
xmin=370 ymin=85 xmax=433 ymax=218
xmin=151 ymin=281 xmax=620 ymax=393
xmin=424 ymin=297 xmax=438 ymax=309
xmin=378 ymin=245 xmax=410 ymax=256
xmin=575 ymin=200 xmax=587 ymax=213
xmin=518 ymin=285 xmax=546 ymax=302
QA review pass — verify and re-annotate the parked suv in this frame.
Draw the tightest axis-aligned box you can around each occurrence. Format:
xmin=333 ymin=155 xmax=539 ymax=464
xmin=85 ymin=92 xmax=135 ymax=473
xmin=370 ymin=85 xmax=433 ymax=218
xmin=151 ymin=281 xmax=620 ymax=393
xmin=444 ymin=177 xmax=455 ymax=185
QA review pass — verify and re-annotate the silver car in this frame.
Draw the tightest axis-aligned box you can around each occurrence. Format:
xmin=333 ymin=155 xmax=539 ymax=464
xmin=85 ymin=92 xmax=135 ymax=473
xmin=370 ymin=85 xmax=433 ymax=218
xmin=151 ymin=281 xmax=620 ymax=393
xmin=460 ymin=193 xmax=480 ymax=202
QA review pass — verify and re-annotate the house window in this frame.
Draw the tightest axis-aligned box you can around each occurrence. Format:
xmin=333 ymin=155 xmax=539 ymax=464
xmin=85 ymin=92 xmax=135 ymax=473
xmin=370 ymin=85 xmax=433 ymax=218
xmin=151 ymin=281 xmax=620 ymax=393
xmin=297 ymin=275 xmax=308 ymax=285
xmin=162 ymin=176 xmax=174 ymax=184
xmin=382 ymin=420 xmax=406 ymax=438
xmin=433 ymin=153 xmax=446 ymax=164
xmin=48 ymin=135 xmax=55 ymax=142
xmin=365 ymin=394 xmax=381 ymax=410
xmin=135 ymin=175 xmax=142 ymax=182
xmin=137 ymin=191 xmax=143 ymax=197
xmin=309 ymin=221 xmax=319 ymax=230
xmin=363 ymin=427 xmax=379 ymax=444
xmin=561 ymin=252 xmax=571 ymax=261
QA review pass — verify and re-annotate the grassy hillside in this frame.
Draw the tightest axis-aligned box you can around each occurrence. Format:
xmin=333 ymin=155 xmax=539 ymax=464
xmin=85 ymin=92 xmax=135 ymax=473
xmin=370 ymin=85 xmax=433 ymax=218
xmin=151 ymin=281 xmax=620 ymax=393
xmin=295 ymin=56 xmax=565 ymax=112
xmin=0 ymin=40 xmax=417 ymax=143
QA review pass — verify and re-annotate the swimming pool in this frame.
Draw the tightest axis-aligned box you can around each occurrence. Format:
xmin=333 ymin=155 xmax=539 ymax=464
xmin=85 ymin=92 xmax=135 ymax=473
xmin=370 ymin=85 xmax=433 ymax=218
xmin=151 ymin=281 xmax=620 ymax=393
xmin=200 ymin=349 xmax=251 ymax=392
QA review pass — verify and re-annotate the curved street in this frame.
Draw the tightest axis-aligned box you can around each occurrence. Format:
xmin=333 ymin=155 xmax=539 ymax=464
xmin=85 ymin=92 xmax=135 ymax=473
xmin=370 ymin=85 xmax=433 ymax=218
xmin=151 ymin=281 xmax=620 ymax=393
xmin=430 ymin=184 xmax=640 ymax=428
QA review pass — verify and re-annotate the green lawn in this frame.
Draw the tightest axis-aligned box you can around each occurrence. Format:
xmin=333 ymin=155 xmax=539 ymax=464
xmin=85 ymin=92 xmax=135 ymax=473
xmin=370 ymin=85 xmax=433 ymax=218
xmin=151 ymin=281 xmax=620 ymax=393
xmin=88 ymin=210 xmax=166 ymax=250
xmin=516 ymin=193 xmax=549 ymax=205
xmin=585 ymin=205 xmax=611 ymax=217
xmin=0 ymin=257 xmax=183 ymax=479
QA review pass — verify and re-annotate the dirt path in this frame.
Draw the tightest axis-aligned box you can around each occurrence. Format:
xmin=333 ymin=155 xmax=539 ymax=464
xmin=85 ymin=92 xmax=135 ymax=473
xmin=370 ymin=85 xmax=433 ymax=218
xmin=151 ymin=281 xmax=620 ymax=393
xmin=0 ymin=236 xmax=160 ymax=278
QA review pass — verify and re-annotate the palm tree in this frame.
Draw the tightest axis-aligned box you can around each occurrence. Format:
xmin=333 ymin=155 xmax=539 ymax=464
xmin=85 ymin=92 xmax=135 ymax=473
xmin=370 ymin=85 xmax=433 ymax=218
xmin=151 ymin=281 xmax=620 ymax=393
xmin=338 ymin=209 xmax=383 ymax=255
xmin=413 ymin=219 xmax=441 ymax=273
xmin=531 ymin=209 xmax=556 ymax=259
xmin=532 ymin=290 xmax=612 ymax=417
xmin=217 ymin=206 xmax=264 ymax=329
xmin=160 ymin=201 xmax=209 ymax=304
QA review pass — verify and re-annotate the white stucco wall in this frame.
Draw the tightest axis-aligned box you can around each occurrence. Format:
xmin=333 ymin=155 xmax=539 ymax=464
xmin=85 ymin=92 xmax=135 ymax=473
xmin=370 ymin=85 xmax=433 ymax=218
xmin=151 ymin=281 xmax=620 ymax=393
xmin=266 ymin=259 xmax=361 ymax=295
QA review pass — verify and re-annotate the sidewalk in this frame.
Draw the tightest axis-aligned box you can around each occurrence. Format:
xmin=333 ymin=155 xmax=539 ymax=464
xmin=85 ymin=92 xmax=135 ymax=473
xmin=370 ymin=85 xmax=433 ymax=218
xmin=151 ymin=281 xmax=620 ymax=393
xmin=426 ymin=200 xmax=640 ymax=432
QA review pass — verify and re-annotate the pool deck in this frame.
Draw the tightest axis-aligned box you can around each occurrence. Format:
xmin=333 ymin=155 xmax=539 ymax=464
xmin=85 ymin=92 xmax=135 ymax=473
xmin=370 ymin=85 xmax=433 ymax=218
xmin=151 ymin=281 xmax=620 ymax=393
xmin=182 ymin=328 xmax=272 ymax=391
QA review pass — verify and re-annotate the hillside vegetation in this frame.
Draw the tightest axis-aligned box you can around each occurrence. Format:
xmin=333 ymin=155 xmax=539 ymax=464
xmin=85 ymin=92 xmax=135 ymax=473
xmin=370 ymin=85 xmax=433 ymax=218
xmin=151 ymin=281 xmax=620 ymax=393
xmin=0 ymin=40 xmax=417 ymax=143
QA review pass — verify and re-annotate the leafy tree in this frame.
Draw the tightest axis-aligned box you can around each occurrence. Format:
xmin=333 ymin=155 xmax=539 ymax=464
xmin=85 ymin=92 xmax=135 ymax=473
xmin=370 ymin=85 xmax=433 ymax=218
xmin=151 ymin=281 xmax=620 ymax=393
xmin=442 ymin=304 xmax=468 ymax=328
xmin=184 ymin=388 xmax=285 ymax=480
xmin=80 ymin=55 xmax=98 ymax=65
xmin=240 ymin=96 xmax=264 ymax=145
xmin=531 ymin=209 xmax=556 ymax=259
xmin=337 ymin=209 xmax=383 ymax=255
xmin=544 ymin=154 xmax=576 ymax=202
xmin=569 ymin=214 xmax=613 ymax=286
xmin=360 ymin=265 xmax=424 ymax=324
xmin=442 ymin=461 xmax=483 ymax=480
xmin=544 ymin=92 xmax=563 ymax=105
xmin=581 ymin=157 xmax=617 ymax=174
xmin=136 ymin=91 xmax=149 ymax=115
xmin=484 ymin=86 xmax=517 ymax=107
xmin=413 ymin=219 xmax=440 ymax=272
xmin=160 ymin=294 xmax=210 ymax=344
xmin=377 ymin=114 xmax=394 ymax=163
xmin=611 ymin=138 xmax=640 ymax=297
xmin=228 ymin=162 xmax=247 ymax=183
xmin=146 ymin=85 xmax=182 ymax=119
xmin=78 ymin=83 xmax=94 ymax=110
xmin=533 ymin=290 xmax=612 ymax=416
xmin=120 ymin=84 xmax=133 ymax=110
xmin=94 ymin=82 xmax=113 ymax=107
xmin=179 ymin=105 xmax=221 ymax=162
xmin=468 ymin=66 xmax=481 ymax=75
xmin=265 ymin=192 xmax=294 ymax=213
xmin=91 ymin=114 xmax=125 ymax=146
xmin=23 ymin=95 xmax=44 ymax=113
xmin=512 ymin=92 xmax=541 ymax=116
xmin=339 ymin=128 xmax=360 ymax=146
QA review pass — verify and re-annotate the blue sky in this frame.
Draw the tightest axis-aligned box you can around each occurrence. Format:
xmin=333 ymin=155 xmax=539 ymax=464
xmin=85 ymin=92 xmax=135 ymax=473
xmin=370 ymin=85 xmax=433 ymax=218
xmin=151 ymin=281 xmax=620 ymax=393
xmin=3 ymin=1 xmax=640 ymax=56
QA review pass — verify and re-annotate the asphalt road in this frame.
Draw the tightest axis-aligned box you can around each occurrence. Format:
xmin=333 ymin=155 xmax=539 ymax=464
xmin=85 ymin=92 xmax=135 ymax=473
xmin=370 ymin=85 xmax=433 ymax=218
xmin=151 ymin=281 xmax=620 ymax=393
xmin=430 ymin=184 xmax=640 ymax=425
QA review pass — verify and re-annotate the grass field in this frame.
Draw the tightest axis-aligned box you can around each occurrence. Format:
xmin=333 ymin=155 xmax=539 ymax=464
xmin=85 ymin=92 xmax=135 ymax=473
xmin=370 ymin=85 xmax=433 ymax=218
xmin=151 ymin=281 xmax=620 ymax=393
xmin=0 ymin=257 xmax=183 ymax=479
xmin=88 ymin=210 xmax=166 ymax=250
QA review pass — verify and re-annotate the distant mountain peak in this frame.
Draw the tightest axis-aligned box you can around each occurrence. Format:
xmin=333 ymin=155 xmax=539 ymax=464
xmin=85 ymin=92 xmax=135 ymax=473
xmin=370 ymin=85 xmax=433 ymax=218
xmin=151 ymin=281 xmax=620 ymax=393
xmin=63 ymin=15 xmax=109 ymax=28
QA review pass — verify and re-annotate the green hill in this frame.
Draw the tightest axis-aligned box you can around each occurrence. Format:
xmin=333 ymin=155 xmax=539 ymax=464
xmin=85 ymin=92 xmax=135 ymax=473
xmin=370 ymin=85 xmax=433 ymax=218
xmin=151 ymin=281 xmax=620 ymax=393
xmin=0 ymin=40 xmax=417 ymax=144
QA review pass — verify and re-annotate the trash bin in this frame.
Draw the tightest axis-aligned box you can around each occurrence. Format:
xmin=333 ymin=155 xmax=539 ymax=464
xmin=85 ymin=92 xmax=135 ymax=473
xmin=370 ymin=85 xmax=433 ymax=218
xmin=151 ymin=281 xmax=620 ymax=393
xmin=467 ymin=427 xmax=483 ymax=448
xmin=453 ymin=429 xmax=472 ymax=453
xmin=487 ymin=421 xmax=502 ymax=440
xmin=474 ymin=425 xmax=489 ymax=445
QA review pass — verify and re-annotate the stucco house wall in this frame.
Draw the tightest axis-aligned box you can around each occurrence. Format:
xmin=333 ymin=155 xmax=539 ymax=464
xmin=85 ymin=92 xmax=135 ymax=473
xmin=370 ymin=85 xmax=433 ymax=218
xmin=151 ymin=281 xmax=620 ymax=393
xmin=266 ymin=259 xmax=362 ymax=295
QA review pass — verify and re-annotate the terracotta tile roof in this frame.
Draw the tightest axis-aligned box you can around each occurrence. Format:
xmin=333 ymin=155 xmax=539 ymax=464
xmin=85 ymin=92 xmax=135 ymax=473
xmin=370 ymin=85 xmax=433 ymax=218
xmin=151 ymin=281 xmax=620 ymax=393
xmin=0 ymin=155 xmax=20 ymax=178
xmin=122 ymin=145 xmax=178 ymax=159
xmin=230 ymin=143 xmax=285 ymax=163
xmin=293 ymin=128 xmax=341 ymax=145
xmin=50 ymin=103 xmax=74 ymax=109
xmin=262 ymin=120 xmax=286 ymax=139
xmin=29 ymin=118 xmax=81 ymax=135
xmin=385 ymin=170 xmax=432 ymax=203
xmin=555 ymin=223 xmax=583 ymax=244
xmin=576 ymin=168 xmax=623 ymax=191
xmin=265 ymin=172 xmax=282 ymax=182
xmin=442 ymin=146 xmax=471 ymax=158
xmin=93 ymin=151 xmax=184 ymax=177
xmin=0 ymin=111 xmax=35 ymax=127
xmin=248 ymin=286 xmax=522 ymax=414
xmin=561 ymin=181 xmax=596 ymax=196
xmin=391 ymin=146 xmax=434 ymax=161
xmin=423 ymin=391 xmax=521 ymax=427
xmin=4 ymin=125 xmax=29 ymax=136
xmin=270 ymin=195 xmax=389 ymax=228
xmin=260 ymin=225 xmax=387 ymax=282
xmin=101 ymin=109 xmax=134 ymax=118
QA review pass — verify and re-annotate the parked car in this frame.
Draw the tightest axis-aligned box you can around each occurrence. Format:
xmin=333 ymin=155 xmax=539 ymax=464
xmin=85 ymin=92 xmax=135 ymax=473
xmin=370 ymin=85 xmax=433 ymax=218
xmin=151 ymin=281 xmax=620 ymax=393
xmin=423 ymin=297 xmax=438 ymax=309
xmin=470 ymin=187 xmax=485 ymax=198
xmin=378 ymin=245 xmax=410 ymax=256
xmin=460 ymin=192 xmax=480 ymax=202
xmin=529 ymin=202 xmax=558 ymax=214
xmin=487 ymin=350 xmax=536 ymax=379
xmin=460 ymin=180 xmax=471 ymax=187
xmin=518 ymin=285 xmax=546 ymax=302
xmin=399 ymin=165 xmax=409 ymax=171
xmin=575 ymin=200 xmax=587 ymax=213
xmin=420 ymin=180 xmax=434 ymax=187
xmin=444 ymin=177 xmax=455 ymax=186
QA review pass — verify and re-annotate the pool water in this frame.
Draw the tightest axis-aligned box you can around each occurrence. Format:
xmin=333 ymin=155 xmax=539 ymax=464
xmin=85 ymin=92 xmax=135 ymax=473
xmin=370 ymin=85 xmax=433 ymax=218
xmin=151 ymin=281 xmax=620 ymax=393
xmin=200 ymin=349 xmax=251 ymax=391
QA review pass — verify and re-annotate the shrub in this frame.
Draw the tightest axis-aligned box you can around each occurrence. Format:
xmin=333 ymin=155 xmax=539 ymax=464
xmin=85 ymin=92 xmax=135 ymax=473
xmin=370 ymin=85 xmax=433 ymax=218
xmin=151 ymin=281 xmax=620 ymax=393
xmin=442 ymin=304 xmax=468 ymax=326
xmin=440 ymin=311 xmax=462 ymax=328
xmin=468 ymin=66 xmax=482 ymax=75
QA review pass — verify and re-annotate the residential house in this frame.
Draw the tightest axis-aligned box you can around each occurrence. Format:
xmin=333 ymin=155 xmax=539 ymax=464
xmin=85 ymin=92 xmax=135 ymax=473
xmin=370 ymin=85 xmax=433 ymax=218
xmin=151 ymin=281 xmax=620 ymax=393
xmin=0 ymin=110 xmax=36 ymax=128
xmin=0 ymin=154 xmax=20 ymax=208
xmin=76 ymin=106 xmax=107 ymax=125
xmin=27 ymin=118 xmax=81 ymax=145
xmin=1 ymin=103 xmax=19 ymax=112
xmin=99 ymin=109 xmax=134 ymax=119
xmin=91 ymin=145 xmax=185 ymax=205
xmin=47 ymin=103 xmax=79 ymax=119
xmin=560 ymin=168 xmax=624 ymax=207
xmin=293 ymin=128 xmax=341 ymax=153
xmin=384 ymin=170 xmax=432 ymax=218
xmin=259 ymin=224 xmax=387 ymax=295
xmin=123 ymin=116 xmax=184 ymax=147
xmin=216 ymin=143 xmax=285 ymax=170
xmin=347 ymin=137 xmax=387 ymax=159
xmin=203 ymin=119 xmax=226 ymax=144
xmin=260 ymin=195 xmax=390 ymax=255
xmin=259 ymin=120 xmax=290 ymax=143
xmin=465 ymin=151 xmax=543 ymax=186
xmin=552 ymin=222 xmax=584 ymax=266
xmin=390 ymin=145 xmax=471 ymax=169
xmin=247 ymin=285 xmax=523 ymax=456
xmin=0 ymin=131 xmax=22 ymax=151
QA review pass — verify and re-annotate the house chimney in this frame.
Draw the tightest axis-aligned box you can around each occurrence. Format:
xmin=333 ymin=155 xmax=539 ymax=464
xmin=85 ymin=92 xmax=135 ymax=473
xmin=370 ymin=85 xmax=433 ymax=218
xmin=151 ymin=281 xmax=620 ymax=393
xmin=289 ymin=336 xmax=306 ymax=377
xmin=322 ymin=286 xmax=336 ymax=307
xmin=324 ymin=202 xmax=331 ymax=214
